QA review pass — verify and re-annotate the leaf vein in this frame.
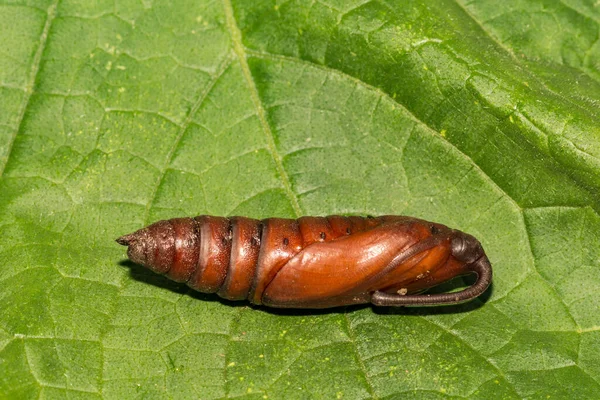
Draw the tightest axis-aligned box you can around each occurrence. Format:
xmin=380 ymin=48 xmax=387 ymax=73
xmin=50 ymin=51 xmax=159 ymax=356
xmin=142 ymin=56 xmax=233 ymax=224
xmin=222 ymin=0 xmax=303 ymax=217
xmin=0 ymin=0 xmax=59 ymax=178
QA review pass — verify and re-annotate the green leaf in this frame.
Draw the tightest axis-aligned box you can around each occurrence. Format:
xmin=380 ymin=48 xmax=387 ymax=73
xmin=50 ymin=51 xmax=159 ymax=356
xmin=1 ymin=0 xmax=599 ymax=398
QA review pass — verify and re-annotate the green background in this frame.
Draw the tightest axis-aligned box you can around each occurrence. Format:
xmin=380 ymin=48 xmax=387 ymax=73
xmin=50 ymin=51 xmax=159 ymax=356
xmin=1 ymin=0 xmax=600 ymax=398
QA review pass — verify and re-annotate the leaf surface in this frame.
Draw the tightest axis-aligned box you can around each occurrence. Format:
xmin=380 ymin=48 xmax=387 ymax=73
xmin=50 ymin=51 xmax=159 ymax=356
xmin=1 ymin=0 xmax=599 ymax=398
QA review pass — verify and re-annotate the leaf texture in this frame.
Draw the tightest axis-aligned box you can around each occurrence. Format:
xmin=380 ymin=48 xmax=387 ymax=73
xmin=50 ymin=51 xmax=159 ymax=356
xmin=0 ymin=0 xmax=599 ymax=398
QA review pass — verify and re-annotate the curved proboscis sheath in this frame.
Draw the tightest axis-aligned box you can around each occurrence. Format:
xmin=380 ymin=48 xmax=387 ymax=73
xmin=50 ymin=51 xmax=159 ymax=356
xmin=116 ymin=215 xmax=492 ymax=308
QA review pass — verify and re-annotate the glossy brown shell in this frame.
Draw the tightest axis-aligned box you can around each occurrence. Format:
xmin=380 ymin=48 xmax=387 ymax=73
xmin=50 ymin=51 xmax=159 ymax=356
xmin=117 ymin=215 xmax=492 ymax=308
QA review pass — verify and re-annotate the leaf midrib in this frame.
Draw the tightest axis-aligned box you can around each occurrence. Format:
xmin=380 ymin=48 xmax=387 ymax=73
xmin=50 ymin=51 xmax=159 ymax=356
xmin=223 ymin=0 xmax=303 ymax=218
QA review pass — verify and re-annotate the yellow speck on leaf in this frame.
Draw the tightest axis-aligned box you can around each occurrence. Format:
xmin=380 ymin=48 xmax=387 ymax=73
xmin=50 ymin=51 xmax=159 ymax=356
xmin=440 ymin=129 xmax=447 ymax=137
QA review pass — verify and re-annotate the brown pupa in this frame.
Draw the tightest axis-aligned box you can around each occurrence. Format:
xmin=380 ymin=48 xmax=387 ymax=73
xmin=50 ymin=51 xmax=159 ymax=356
xmin=117 ymin=215 xmax=492 ymax=308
